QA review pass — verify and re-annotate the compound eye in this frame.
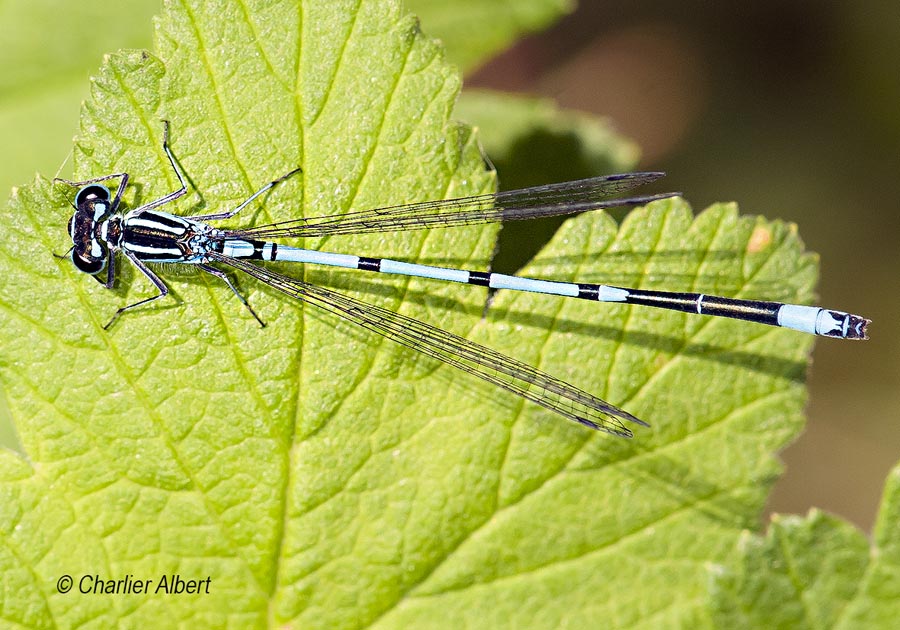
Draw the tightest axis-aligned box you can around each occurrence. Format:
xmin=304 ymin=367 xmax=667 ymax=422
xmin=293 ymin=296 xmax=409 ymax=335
xmin=72 ymin=248 xmax=107 ymax=275
xmin=75 ymin=184 xmax=110 ymax=205
xmin=75 ymin=185 xmax=111 ymax=216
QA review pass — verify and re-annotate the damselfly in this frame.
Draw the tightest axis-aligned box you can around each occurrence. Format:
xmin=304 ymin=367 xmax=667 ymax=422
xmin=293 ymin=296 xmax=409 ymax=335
xmin=56 ymin=123 xmax=869 ymax=437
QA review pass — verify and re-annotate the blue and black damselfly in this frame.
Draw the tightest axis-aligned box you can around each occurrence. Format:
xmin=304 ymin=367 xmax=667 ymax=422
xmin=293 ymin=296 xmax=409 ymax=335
xmin=56 ymin=123 xmax=869 ymax=437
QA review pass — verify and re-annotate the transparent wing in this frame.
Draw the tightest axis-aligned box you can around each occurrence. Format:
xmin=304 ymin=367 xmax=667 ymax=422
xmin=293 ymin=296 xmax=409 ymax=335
xmin=210 ymin=253 xmax=648 ymax=437
xmin=226 ymin=172 xmax=676 ymax=239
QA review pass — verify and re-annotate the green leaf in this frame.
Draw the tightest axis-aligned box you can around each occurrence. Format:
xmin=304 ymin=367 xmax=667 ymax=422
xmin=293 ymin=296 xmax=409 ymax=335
xmin=0 ymin=1 xmax=833 ymax=628
xmin=379 ymin=199 xmax=815 ymax=628
xmin=839 ymin=463 xmax=900 ymax=627
xmin=405 ymin=0 xmax=574 ymax=73
xmin=709 ymin=511 xmax=869 ymax=628
xmin=708 ymin=462 xmax=900 ymax=629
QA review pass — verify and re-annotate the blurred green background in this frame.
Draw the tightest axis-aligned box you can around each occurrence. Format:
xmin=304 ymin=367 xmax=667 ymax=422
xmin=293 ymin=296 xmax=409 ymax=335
xmin=1 ymin=0 xmax=896 ymax=532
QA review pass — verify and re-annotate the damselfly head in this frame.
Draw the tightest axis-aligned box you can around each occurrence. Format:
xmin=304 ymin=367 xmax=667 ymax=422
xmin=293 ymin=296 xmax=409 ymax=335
xmin=69 ymin=184 xmax=111 ymax=276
